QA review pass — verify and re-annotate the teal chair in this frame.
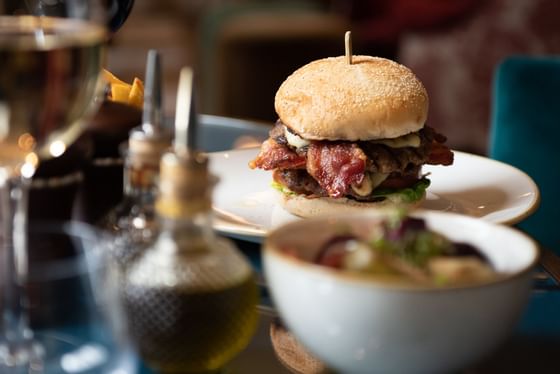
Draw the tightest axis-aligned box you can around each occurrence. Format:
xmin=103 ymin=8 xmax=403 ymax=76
xmin=489 ymin=56 xmax=560 ymax=343
xmin=489 ymin=56 xmax=560 ymax=254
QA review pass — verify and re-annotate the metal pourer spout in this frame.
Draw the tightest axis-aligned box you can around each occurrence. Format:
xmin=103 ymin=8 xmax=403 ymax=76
xmin=128 ymin=49 xmax=172 ymax=163
xmin=173 ymin=66 xmax=198 ymax=156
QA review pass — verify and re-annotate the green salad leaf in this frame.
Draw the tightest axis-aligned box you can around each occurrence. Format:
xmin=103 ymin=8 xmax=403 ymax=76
xmin=372 ymin=178 xmax=431 ymax=203
xmin=271 ymin=178 xmax=431 ymax=203
xmin=403 ymin=231 xmax=450 ymax=266
xmin=271 ymin=181 xmax=296 ymax=196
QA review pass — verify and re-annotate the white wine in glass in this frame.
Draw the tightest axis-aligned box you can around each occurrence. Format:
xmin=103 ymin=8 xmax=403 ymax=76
xmin=0 ymin=2 xmax=108 ymax=372
xmin=0 ymin=16 xmax=106 ymax=173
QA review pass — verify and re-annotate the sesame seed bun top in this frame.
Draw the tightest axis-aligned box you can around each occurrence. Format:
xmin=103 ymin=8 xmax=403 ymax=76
xmin=275 ymin=55 xmax=429 ymax=141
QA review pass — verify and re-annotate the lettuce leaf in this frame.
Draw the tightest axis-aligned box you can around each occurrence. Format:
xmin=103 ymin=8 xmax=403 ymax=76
xmin=371 ymin=178 xmax=431 ymax=203
xmin=271 ymin=177 xmax=431 ymax=203
xmin=271 ymin=181 xmax=296 ymax=196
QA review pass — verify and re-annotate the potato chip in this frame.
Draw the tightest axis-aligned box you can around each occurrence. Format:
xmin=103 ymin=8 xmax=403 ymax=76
xmin=111 ymin=83 xmax=132 ymax=104
xmin=128 ymin=77 xmax=144 ymax=109
xmin=103 ymin=69 xmax=144 ymax=108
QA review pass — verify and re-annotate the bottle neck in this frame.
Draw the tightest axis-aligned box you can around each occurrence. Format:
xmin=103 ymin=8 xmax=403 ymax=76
xmin=153 ymin=151 xmax=217 ymax=252
xmin=157 ymin=209 xmax=216 ymax=252
xmin=123 ymin=157 xmax=159 ymax=198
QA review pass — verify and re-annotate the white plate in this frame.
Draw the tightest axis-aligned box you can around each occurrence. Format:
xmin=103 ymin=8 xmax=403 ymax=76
xmin=210 ymin=148 xmax=540 ymax=242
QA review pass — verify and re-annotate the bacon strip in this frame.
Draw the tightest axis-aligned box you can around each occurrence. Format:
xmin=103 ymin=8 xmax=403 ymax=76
xmin=307 ymin=142 xmax=366 ymax=198
xmin=427 ymin=141 xmax=454 ymax=166
xmin=250 ymin=124 xmax=453 ymax=198
xmin=248 ymin=138 xmax=306 ymax=170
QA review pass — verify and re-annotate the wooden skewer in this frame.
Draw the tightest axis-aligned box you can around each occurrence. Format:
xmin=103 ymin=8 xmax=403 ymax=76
xmin=345 ymin=31 xmax=353 ymax=65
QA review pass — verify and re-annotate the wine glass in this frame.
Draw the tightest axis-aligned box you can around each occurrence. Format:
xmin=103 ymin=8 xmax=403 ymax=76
xmin=0 ymin=1 xmax=111 ymax=372
xmin=107 ymin=0 xmax=135 ymax=34
xmin=15 ymin=221 xmax=134 ymax=373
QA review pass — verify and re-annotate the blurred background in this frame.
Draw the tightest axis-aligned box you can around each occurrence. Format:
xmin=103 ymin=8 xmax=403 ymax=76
xmin=106 ymin=0 xmax=560 ymax=155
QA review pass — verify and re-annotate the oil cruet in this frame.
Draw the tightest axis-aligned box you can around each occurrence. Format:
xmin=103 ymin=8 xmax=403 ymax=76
xmin=120 ymin=67 xmax=259 ymax=373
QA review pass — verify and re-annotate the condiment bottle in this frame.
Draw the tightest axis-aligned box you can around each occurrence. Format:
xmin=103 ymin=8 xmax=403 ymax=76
xmin=101 ymin=49 xmax=172 ymax=266
xmin=122 ymin=150 xmax=259 ymax=373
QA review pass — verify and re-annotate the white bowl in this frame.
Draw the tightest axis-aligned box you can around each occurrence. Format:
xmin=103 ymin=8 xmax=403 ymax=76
xmin=263 ymin=210 xmax=538 ymax=374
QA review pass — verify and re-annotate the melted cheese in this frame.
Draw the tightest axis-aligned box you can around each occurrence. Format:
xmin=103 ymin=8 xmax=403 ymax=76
xmin=351 ymin=172 xmax=389 ymax=196
xmin=285 ymin=124 xmax=420 ymax=149
xmin=373 ymin=133 xmax=420 ymax=148
xmin=284 ymin=127 xmax=310 ymax=149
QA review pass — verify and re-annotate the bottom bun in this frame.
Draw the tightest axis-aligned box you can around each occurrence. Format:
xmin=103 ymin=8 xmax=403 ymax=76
xmin=277 ymin=191 xmax=424 ymax=218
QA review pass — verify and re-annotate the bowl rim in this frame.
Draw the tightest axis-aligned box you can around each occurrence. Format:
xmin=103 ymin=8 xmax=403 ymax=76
xmin=263 ymin=210 xmax=540 ymax=292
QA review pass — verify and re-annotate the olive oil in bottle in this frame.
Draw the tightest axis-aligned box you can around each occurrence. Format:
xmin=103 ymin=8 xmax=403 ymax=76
xmin=122 ymin=151 xmax=259 ymax=373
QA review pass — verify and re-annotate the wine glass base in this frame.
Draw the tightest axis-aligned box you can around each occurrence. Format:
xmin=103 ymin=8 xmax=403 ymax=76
xmin=0 ymin=338 xmax=44 ymax=373
xmin=0 ymin=330 xmax=135 ymax=374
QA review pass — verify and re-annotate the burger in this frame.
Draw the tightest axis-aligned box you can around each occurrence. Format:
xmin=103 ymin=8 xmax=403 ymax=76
xmin=249 ymin=55 xmax=453 ymax=217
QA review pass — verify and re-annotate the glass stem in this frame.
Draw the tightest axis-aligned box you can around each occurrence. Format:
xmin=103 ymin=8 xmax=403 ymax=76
xmin=0 ymin=173 xmax=43 ymax=370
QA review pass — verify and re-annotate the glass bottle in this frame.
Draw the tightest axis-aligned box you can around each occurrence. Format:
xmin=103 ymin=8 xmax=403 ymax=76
xmin=121 ymin=150 xmax=259 ymax=374
xmin=102 ymin=128 xmax=171 ymax=265
xmin=101 ymin=49 xmax=171 ymax=267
